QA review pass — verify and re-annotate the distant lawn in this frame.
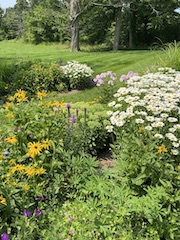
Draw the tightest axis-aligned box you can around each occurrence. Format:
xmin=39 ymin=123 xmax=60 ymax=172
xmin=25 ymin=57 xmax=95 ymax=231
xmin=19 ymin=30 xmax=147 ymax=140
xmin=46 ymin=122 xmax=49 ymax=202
xmin=0 ymin=40 xmax=165 ymax=102
xmin=0 ymin=40 xmax=164 ymax=77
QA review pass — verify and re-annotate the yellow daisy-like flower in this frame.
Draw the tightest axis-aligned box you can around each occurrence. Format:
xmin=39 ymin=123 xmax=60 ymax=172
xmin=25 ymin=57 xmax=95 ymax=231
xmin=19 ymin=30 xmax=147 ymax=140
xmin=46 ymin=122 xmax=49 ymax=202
xmin=5 ymin=113 xmax=14 ymax=119
xmin=35 ymin=167 xmax=46 ymax=175
xmin=8 ymin=96 xmax=15 ymax=102
xmin=22 ymin=184 xmax=30 ymax=191
xmin=27 ymin=141 xmax=42 ymax=158
xmin=0 ymin=154 xmax=4 ymax=160
xmin=37 ymin=91 xmax=47 ymax=100
xmin=53 ymin=101 xmax=64 ymax=109
xmin=9 ymin=159 xmax=16 ymax=165
xmin=14 ymin=89 xmax=28 ymax=102
xmin=0 ymin=196 xmax=7 ymax=205
xmin=139 ymin=126 xmax=145 ymax=131
xmin=10 ymin=164 xmax=25 ymax=174
xmin=5 ymin=136 xmax=18 ymax=144
xmin=4 ymin=102 xmax=13 ymax=110
xmin=12 ymin=181 xmax=18 ymax=187
xmin=157 ymin=144 xmax=168 ymax=154
xmin=25 ymin=166 xmax=37 ymax=177
xmin=42 ymin=139 xmax=51 ymax=150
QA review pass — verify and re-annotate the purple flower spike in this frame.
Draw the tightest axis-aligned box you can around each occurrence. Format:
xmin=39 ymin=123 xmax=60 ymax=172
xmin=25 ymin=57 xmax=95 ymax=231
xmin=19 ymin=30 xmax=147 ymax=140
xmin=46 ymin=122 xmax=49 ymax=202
xmin=23 ymin=210 xmax=31 ymax=217
xmin=70 ymin=114 xmax=75 ymax=127
xmin=66 ymin=103 xmax=71 ymax=109
xmin=35 ymin=209 xmax=42 ymax=215
xmin=36 ymin=195 xmax=44 ymax=201
xmin=4 ymin=151 xmax=9 ymax=156
xmin=1 ymin=233 xmax=9 ymax=240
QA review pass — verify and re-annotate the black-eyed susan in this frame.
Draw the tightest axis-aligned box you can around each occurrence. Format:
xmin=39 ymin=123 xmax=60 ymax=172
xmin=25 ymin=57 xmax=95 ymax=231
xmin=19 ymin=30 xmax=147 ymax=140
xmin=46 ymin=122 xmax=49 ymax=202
xmin=157 ymin=144 xmax=168 ymax=154
xmin=25 ymin=166 xmax=37 ymax=177
xmin=42 ymin=139 xmax=51 ymax=150
xmin=27 ymin=141 xmax=42 ymax=158
xmin=22 ymin=184 xmax=30 ymax=191
xmin=5 ymin=136 xmax=17 ymax=144
xmin=4 ymin=102 xmax=13 ymax=110
xmin=37 ymin=91 xmax=47 ymax=100
xmin=14 ymin=89 xmax=28 ymax=102
xmin=0 ymin=195 xmax=7 ymax=205
xmin=5 ymin=113 xmax=14 ymax=119
xmin=35 ymin=167 xmax=46 ymax=175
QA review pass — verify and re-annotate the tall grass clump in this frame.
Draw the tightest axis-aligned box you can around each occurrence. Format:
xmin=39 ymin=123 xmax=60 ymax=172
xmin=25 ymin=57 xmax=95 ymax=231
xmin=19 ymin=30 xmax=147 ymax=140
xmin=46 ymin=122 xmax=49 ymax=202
xmin=158 ymin=41 xmax=180 ymax=70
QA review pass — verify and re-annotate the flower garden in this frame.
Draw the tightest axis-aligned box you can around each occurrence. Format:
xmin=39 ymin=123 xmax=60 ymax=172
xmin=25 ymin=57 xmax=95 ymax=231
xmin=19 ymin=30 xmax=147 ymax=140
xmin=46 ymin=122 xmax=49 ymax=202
xmin=0 ymin=59 xmax=180 ymax=240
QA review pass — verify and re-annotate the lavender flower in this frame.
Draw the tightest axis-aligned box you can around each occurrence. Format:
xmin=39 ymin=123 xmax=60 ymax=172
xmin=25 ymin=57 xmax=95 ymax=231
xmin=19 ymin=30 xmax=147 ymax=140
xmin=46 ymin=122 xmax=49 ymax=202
xmin=23 ymin=210 xmax=31 ymax=217
xmin=66 ymin=103 xmax=71 ymax=117
xmin=70 ymin=114 xmax=75 ymax=128
xmin=66 ymin=103 xmax=71 ymax=109
xmin=36 ymin=195 xmax=44 ymax=201
xmin=35 ymin=209 xmax=42 ymax=215
xmin=69 ymin=229 xmax=73 ymax=235
xmin=4 ymin=151 xmax=9 ymax=156
xmin=1 ymin=233 xmax=8 ymax=240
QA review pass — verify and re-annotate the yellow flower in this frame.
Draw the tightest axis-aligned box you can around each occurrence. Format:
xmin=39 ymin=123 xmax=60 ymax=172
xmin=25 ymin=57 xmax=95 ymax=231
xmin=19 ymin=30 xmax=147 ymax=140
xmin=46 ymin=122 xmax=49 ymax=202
xmin=42 ymin=139 xmax=51 ymax=150
xmin=8 ymin=96 xmax=15 ymax=102
xmin=139 ymin=126 xmax=145 ymax=131
xmin=157 ymin=144 xmax=168 ymax=154
xmin=0 ymin=196 xmax=7 ymax=205
xmin=5 ymin=136 xmax=18 ymax=144
xmin=14 ymin=89 xmax=28 ymax=102
xmin=25 ymin=166 xmax=37 ymax=177
xmin=0 ymin=154 xmax=4 ymax=160
xmin=5 ymin=177 xmax=10 ymax=183
xmin=5 ymin=113 xmax=14 ymax=119
xmin=22 ymin=184 xmax=30 ymax=191
xmin=27 ymin=141 xmax=42 ymax=158
xmin=53 ymin=101 xmax=64 ymax=109
xmin=37 ymin=91 xmax=47 ymax=100
xmin=10 ymin=164 xmax=25 ymax=174
xmin=35 ymin=167 xmax=46 ymax=175
xmin=9 ymin=159 xmax=16 ymax=165
xmin=4 ymin=102 xmax=13 ymax=110
xmin=12 ymin=181 xmax=18 ymax=187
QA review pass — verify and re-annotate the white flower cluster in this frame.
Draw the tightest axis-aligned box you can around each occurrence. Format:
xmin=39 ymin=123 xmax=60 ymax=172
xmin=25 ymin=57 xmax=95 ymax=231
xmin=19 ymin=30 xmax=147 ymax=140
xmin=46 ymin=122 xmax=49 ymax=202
xmin=61 ymin=61 xmax=94 ymax=80
xmin=106 ymin=67 xmax=180 ymax=155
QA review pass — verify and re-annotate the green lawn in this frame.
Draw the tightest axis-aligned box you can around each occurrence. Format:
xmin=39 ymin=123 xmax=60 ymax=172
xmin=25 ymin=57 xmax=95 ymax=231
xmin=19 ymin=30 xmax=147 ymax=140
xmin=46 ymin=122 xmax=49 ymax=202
xmin=0 ymin=40 xmax=164 ymax=77
xmin=0 ymin=40 xmax=165 ymax=102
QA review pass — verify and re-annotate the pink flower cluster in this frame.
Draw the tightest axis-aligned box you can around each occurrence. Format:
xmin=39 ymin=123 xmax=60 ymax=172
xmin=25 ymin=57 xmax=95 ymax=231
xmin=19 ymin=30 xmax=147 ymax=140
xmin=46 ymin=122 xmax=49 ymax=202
xmin=120 ymin=71 xmax=138 ymax=82
xmin=93 ymin=71 xmax=117 ymax=86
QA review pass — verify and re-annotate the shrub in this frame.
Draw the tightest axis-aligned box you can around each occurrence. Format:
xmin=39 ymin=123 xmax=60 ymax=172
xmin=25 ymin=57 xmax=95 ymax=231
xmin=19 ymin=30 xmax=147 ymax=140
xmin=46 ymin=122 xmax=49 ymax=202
xmin=9 ymin=61 xmax=64 ymax=98
xmin=61 ymin=61 xmax=94 ymax=90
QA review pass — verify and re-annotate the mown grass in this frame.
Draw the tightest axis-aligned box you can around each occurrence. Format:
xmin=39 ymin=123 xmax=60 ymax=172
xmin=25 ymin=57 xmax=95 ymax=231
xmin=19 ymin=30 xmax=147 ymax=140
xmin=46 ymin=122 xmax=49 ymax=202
xmin=0 ymin=40 xmax=164 ymax=76
xmin=0 ymin=40 xmax=165 ymax=102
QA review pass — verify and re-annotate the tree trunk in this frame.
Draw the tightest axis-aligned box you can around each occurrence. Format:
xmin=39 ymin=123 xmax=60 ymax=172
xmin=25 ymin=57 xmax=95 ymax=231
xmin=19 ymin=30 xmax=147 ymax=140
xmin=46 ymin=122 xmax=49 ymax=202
xmin=70 ymin=0 xmax=80 ymax=51
xmin=113 ymin=7 xmax=122 ymax=51
xmin=129 ymin=4 xmax=136 ymax=49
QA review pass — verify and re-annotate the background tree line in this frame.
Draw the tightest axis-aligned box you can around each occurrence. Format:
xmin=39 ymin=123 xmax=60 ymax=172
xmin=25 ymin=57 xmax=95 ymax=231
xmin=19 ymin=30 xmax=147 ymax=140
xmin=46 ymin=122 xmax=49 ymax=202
xmin=0 ymin=0 xmax=180 ymax=51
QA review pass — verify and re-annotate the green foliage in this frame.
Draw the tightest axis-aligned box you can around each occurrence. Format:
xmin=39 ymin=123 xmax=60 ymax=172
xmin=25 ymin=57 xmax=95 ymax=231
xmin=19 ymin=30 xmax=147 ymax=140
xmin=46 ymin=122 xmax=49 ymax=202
xmin=158 ymin=41 xmax=180 ymax=70
xmin=23 ymin=4 xmax=68 ymax=44
xmin=9 ymin=61 xmax=64 ymax=97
